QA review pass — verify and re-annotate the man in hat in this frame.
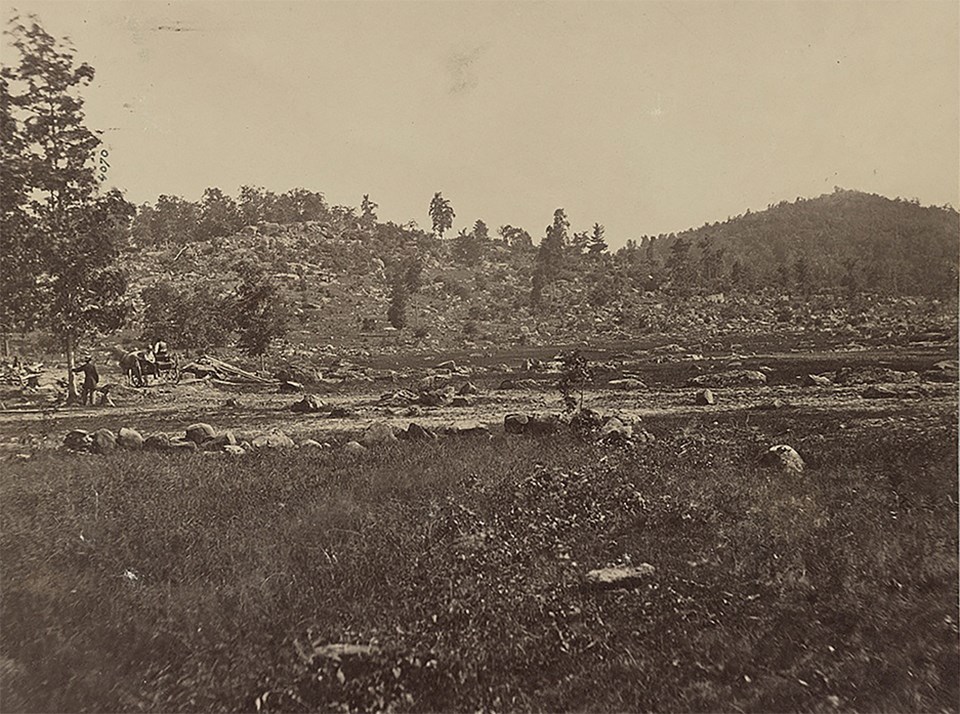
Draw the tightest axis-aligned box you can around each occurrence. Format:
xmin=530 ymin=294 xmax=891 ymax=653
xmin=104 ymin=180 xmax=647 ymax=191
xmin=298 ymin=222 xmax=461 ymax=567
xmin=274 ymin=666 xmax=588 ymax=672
xmin=72 ymin=356 xmax=99 ymax=406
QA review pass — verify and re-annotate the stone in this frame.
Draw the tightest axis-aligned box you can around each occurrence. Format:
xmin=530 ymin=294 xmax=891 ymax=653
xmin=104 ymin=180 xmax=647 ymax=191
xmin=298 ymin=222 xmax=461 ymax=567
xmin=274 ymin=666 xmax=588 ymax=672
xmin=608 ymin=378 xmax=646 ymax=389
xmin=404 ymin=422 xmax=437 ymax=441
xmin=64 ymin=429 xmax=92 ymax=451
xmin=861 ymin=385 xmax=898 ymax=399
xmin=291 ymin=395 xmax=326 ymax=413
xmin=252 ymin=430 xmax=296 ymax=449
xmin=202 ymin=432 xmax=238 ymax=451
xmin=117 ymin=427 xmax=144 ymax=450
xmin=185 ymin=422 xmax=216 ymax=445
xmin=804 ymin=373 xmax=833 ymax=387
xmin=760 ymin=444 xmax=805 ymax=473
xmin=91 ymin=428 xmax=117 ymax=454
xmin=168 ymin=438 xmax=198 ymax=451
xmin=504 ymin=413 xmax=529 ymax=434
xmin=342 ymin=440 xmax=367 ymax=455
xmin=299 ymin=439 xmax=327 ymax=449
xmin=458 ymin=381 xmax=480 ymax=395
xmin=527 ymin=413 xmax=561 ymax=435
xmin=143 ymin=434 xmax=172 ymax=452
xmin=327 ymin=407 xmax=357 ymax=419
xmin=599 ymin=417 xmax=633 ymax=440
xmin=689 ymin=370 xmax=767 ymax=388
xmin=362 ymin=422 xmax=398 ymax=447
xmin=450 ymin=396 xmax=473 ymax=407
xmin=584 ymin=564 xmax=656 ymax=590
xmin=223 ymin=445 xmax=246 ymax=456
xmin=448 ymin=420 xmax=492 ymax=438
xmin=695 ymin=388 xmax=716 ymax=405
xmin=279 ymin=380 xmax=304 ymax=393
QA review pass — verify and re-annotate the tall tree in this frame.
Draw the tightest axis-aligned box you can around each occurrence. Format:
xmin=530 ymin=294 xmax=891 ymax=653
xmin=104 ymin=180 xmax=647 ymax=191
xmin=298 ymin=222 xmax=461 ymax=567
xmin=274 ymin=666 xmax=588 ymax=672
xmin=197 ymin=186 xmax=242 ymax=240
xmin=429 ymin=192 xmax=455 ymax=238
xmin=588 ymin=223 xmax=608 ymax=255
xmin=231 ymin=262 xmax=289 ymax=372
xmin=3 ymin=15 xmax=135 ymax=400
xmin=360 ymin=193 xmax=378 ymax=228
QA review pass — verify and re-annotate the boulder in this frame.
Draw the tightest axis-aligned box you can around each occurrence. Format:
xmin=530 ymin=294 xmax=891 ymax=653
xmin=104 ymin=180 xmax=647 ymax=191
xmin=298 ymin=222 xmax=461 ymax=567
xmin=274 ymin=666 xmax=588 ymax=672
xmin=448 ymin=420 xmax=492 ymax=438
xmin=861 ymin=385 xmax=898 ymax=399
xmin=299 ymin=439 xmax=328 ymax=449
xmin=584 ymin=564 xmax=656 ymax=590
xmin=608 ymin=378 xmax=646 ymax=390
xmin=168 ymin=439 xmax=198 ymax=452
xmin=504 ymin=413 xmax=529 ymax=434
xmin=403 ymin=423 xmax=437 ymax=441
xmin=117 ymin=427 xmax=144 ymax=450
xmin=143 ymin=434 xmax=172 ymax=452
xmin=342 ymin=440 xmax=367 ymax=455
xmin=91 ymin=428 xmax=117 ymax=454
xmin=804 ymin=373 xmax=833 ymax=387
xmin=599 ymin=417 xmax=633 ymax=440
xmin=362 ymin=422 xmax=398 ymax=447
xmin=689 ymin=370 xmax=767 ymax=388
xmin=202 ymin=432 xmax=238 ymax=451
xmin=291 ymin=395 xmax=326 ymax=413
xmin=760 ymin=444 xmax=805 ymax=473
xmin=694 ymin=388 xmax=716 ymax=405
xmin=64 ymin=429 xmax=92 ymax=451
xmin=252 ymin=430 xmax=296 ymax=449
xmin=527 ymin=413 xmax=561 ymax=435
xmin=185 ymin=423 xmax=216 ymax=445
xmin=457 ymin=381 xmax=480 ymax=396
xmin=223 ymin=445 xmax=246 ymax=456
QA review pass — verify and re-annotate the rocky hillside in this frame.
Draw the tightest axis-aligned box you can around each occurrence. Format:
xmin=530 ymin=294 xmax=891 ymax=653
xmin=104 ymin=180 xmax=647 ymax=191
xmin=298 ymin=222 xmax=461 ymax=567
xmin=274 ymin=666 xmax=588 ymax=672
xmin=121 ymin=190 xmax=958 ymax=358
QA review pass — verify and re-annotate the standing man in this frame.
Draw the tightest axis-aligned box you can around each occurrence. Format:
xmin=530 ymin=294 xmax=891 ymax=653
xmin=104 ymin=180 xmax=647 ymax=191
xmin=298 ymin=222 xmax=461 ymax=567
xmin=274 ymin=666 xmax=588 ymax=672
xmin=72 ymin=356 xmax=99 ymax=406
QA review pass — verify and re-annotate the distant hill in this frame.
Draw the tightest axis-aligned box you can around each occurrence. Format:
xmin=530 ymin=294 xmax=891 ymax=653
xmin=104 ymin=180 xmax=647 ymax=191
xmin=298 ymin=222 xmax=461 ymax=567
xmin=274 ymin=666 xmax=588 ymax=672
xmin=121 ymin=188 xmax=958 ymax=355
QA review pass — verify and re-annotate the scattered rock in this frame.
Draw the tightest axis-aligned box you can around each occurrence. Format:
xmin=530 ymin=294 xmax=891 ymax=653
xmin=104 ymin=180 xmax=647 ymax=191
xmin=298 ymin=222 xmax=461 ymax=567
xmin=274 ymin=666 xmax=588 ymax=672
xmin=362 ymin=421 xmax=398 ymax=447
xmin=299 ymin=439 xmax=327 ymax=449
xmin=327 ymin=407 xmax=357 ymax=419
xmin=223 ymin=445 xmax=246 ymax=456
xmin=861 ymin=385 xmax=898 ymax=399
xmin=447 ymin=420 xmax=492 ymax=438
xmin=168 ymin=439 xmax=198 ymax=452
xmin=291 ymin=395 xmax=326 ymax=413
xmin=252 ymin=430 xmax=296 ymax=449
xmin=403 ymin=422 xmax=437 ymax=441
xmin=760 ymin=444 xmax=805 ymax=473
xmin=143 ymin=434 xmax=172 ymax=452
xmin=754 ymin=398 xmax=789 ymax=410
xmin=202 ymin=432 xmax=238 ymax=451
xmin=695 ymin=388 xmax=716 ymax=405
xmin=689 ymin=370 xmax=767 ymax=388
xmin=64 ymin=429 xmax=92 ymax=451
xmin=504 ymin=413 xmax=528 ymax=434
xmin=185 ymin=423 xmax=216 ymax=445
xmin=804 ymin=373 xmax=833 ymax=387
xmin=608 ymin=378 xmax=646 ymax=389
xmin=342 ymin=441 xmax=367 ymax=455
xmin=457 ymin=381 xmax=480 ymax=395
xmin=599 ymin=417 xmax=633 ymax=440
xmin=584 ymin=564 xmax=656 ymax=590
xmin=91 ymin=428 xmax=117 ymax=454
xmin=117 ymin=427 xmax=144 ymax=450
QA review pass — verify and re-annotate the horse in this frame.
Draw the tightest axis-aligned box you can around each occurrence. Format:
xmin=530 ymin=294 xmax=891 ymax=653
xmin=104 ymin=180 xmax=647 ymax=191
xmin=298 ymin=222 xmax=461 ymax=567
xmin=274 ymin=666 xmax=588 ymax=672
xmin=110 ymin=346 xmax=145 ymax=386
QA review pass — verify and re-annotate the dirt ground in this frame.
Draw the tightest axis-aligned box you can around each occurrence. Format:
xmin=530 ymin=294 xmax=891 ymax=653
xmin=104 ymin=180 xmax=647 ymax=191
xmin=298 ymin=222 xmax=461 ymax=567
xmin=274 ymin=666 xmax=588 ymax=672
xmin=1 ymin=343 xmax=955 ymax=452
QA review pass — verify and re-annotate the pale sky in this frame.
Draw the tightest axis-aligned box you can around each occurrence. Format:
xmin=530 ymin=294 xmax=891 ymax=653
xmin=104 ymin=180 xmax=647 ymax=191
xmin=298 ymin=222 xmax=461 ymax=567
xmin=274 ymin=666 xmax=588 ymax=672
xmin=4 ymin=1 xmax=958 ymax=247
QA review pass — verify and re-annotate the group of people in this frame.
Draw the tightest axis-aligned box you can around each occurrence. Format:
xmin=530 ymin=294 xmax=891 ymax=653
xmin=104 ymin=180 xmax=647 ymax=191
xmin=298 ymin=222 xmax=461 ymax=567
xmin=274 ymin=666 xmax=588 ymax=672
xmin=71 ymin=340 xmax=171 ymax=406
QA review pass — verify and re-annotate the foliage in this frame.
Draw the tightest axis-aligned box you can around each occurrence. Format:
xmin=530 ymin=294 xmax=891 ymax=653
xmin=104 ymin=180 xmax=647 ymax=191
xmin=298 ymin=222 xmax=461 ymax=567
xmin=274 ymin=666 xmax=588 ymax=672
xmin=387 ymin=282 xmax=408 ymax=330
xmin=556 ymin=349 xmax=592 ymax=413
xmin=140 ymin=280 xmax=234 ymax=351
xmin=2 ymin=14 xmax=135 ymax=397
xmin=230 ymin=262 xmax=290 ymax=358
xmin=428 ymin=192 xmax=455 ymax=238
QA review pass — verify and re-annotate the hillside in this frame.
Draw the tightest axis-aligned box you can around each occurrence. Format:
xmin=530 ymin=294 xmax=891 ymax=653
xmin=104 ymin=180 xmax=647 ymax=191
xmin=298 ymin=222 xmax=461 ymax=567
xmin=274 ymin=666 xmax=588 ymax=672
xmin=121 ymin=189 xmax=958 ymax=359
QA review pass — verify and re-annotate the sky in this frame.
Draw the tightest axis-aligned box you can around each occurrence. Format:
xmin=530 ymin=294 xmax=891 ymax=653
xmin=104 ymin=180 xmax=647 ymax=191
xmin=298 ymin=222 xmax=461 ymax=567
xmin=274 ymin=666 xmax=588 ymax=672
xmin=3 ymin=1 xmax=958 ymax=248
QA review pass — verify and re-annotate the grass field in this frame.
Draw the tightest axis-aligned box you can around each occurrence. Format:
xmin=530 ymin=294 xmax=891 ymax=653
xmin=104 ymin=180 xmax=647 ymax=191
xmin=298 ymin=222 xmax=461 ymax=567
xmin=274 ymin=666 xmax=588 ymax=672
xmin=2 ymin=405 xmax=957 ymax=712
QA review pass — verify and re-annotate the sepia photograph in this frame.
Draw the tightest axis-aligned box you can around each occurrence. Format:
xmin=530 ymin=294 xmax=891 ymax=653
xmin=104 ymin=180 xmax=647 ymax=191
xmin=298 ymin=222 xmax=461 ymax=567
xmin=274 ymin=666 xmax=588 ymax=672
xmin=1 ymin=1 xmax=957 ymax=711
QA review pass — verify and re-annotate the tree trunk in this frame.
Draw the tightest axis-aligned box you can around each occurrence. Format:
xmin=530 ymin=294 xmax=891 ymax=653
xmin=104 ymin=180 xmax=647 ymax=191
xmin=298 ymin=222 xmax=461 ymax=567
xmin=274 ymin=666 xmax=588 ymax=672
xmin=65 ymin=328 xmax=79 ymax=404
xmin=1 ymin=334 xmax=8 ymax=358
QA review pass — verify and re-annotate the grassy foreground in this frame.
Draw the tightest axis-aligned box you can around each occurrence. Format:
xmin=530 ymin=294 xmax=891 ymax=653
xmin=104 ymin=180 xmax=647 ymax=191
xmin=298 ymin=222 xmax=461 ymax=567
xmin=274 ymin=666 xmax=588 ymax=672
xmin=1 ymin=415 xmax=957 ymax=712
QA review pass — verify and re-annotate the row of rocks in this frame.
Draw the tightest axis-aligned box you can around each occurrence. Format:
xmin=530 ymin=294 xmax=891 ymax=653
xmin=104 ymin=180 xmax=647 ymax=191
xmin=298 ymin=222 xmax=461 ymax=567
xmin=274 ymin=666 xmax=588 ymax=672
xmin=503 ymin=410 xmax=655 ymax=444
